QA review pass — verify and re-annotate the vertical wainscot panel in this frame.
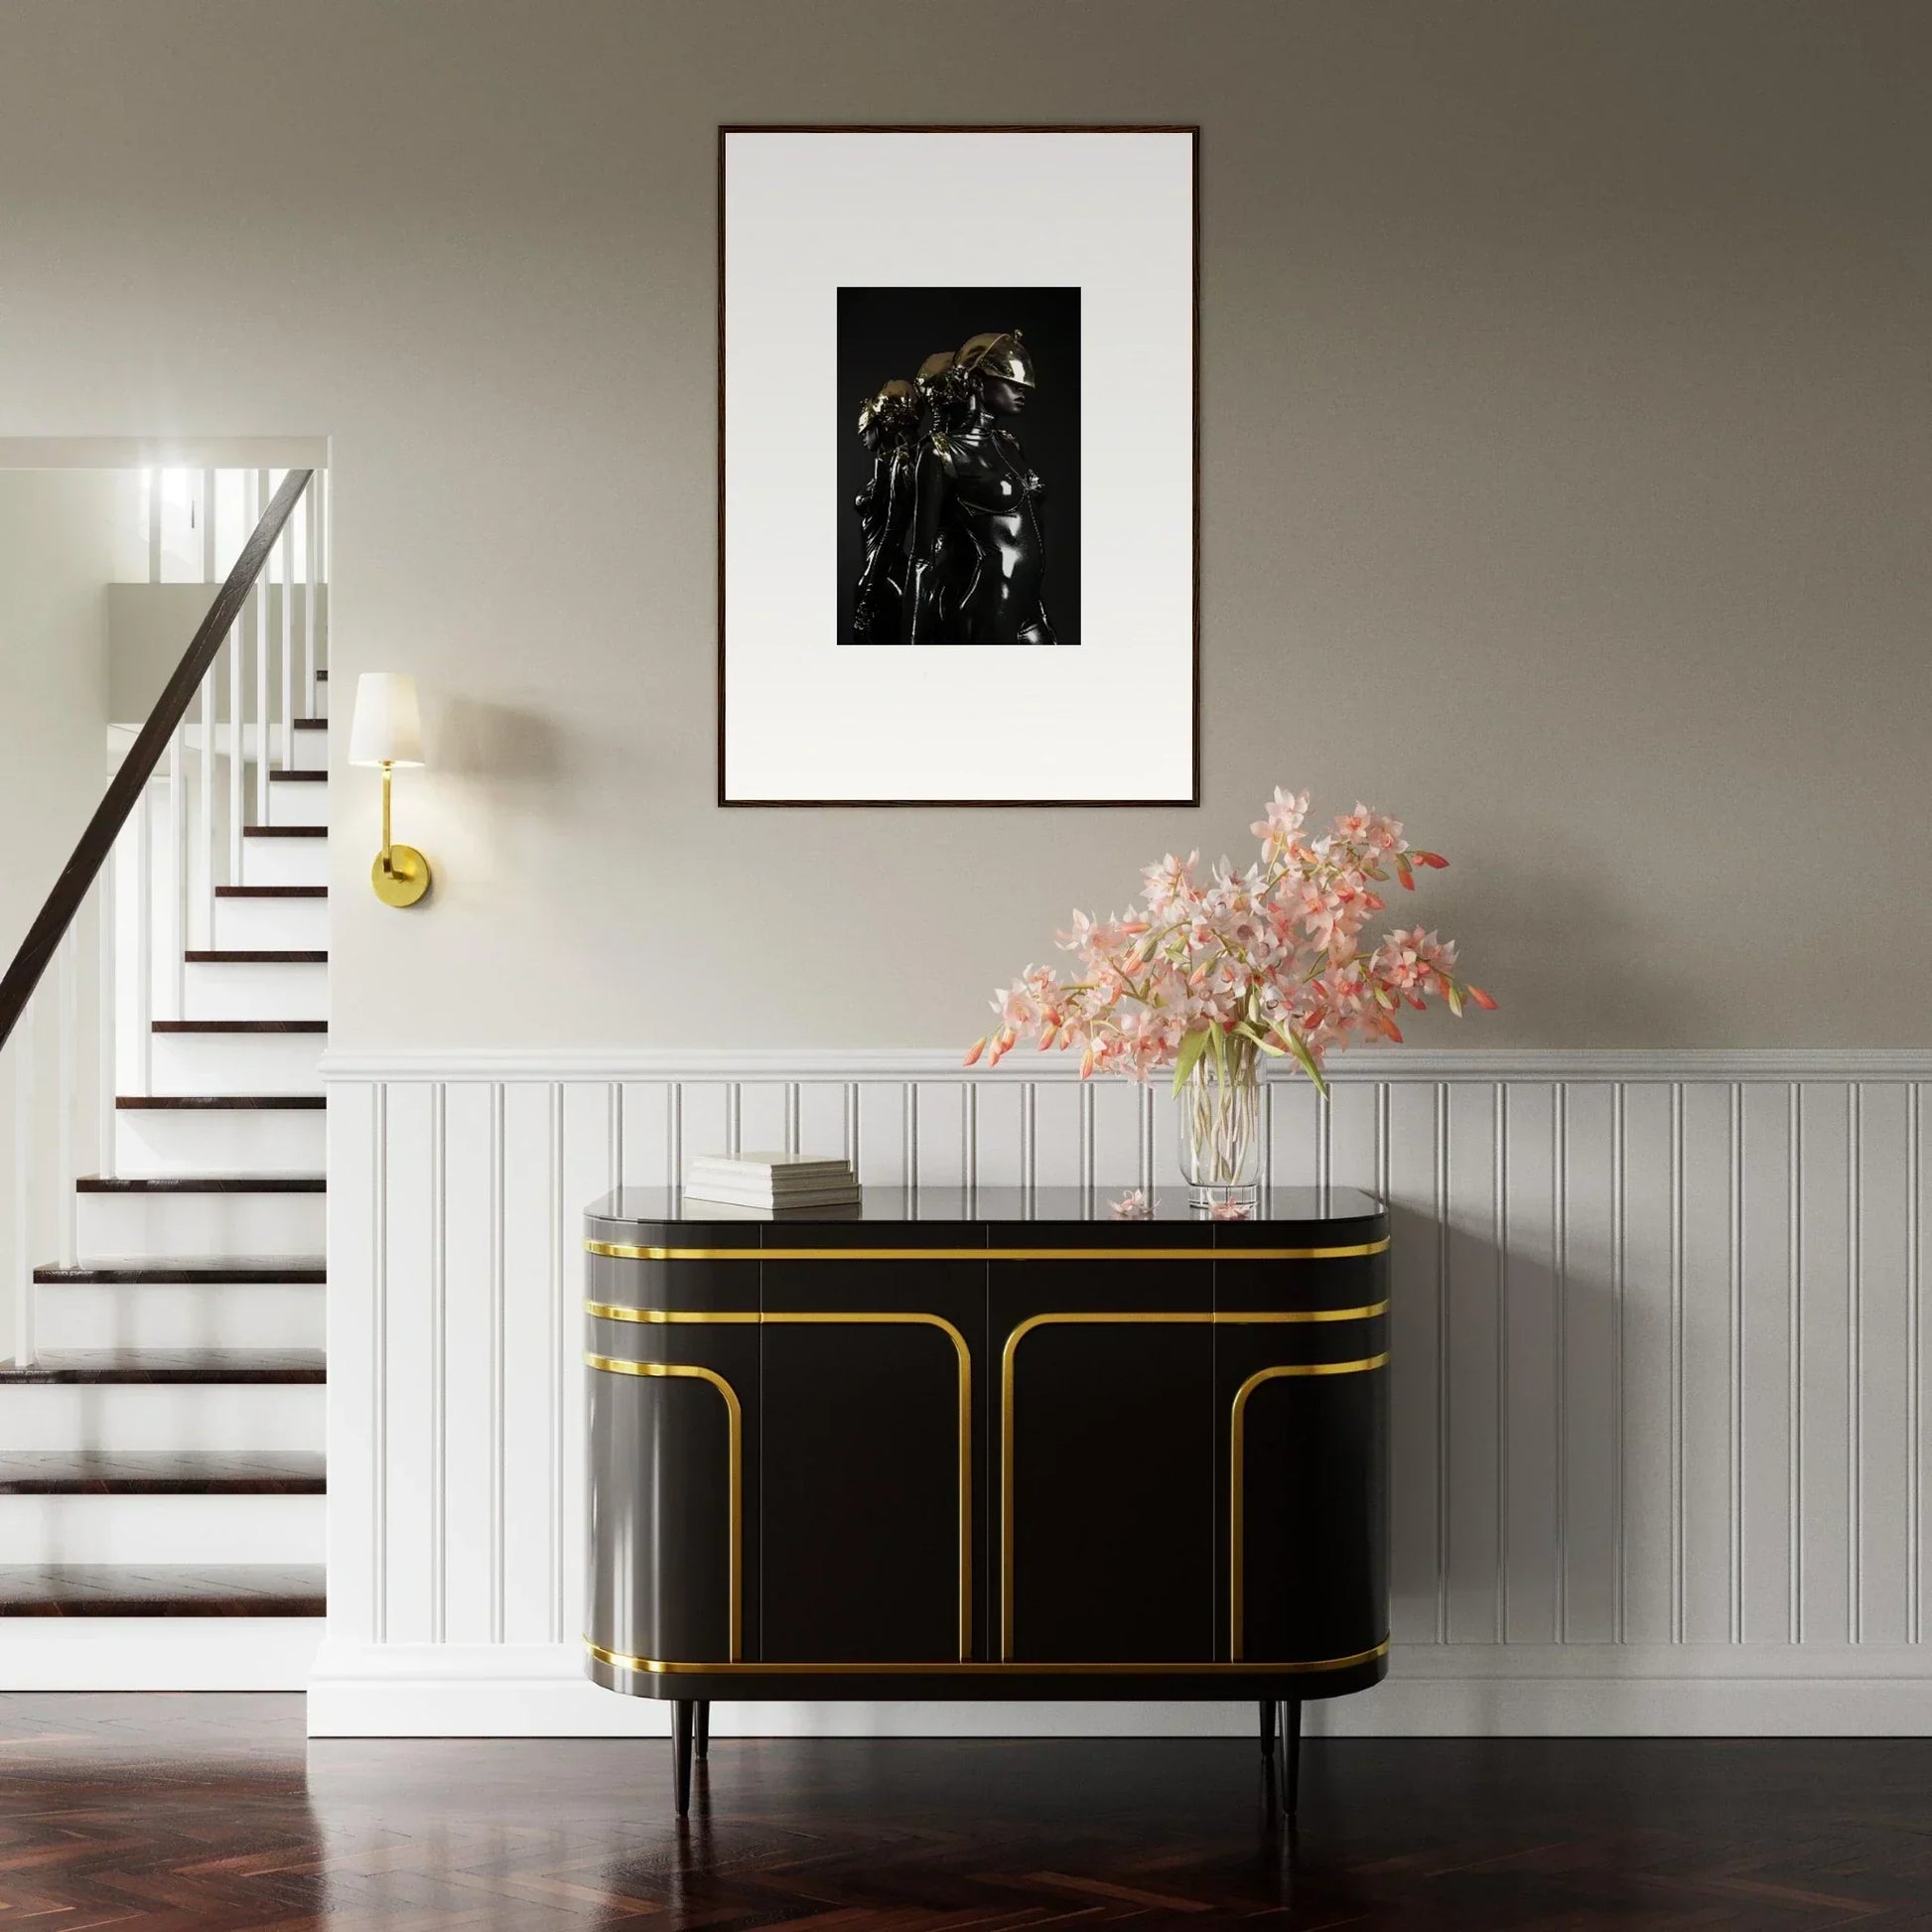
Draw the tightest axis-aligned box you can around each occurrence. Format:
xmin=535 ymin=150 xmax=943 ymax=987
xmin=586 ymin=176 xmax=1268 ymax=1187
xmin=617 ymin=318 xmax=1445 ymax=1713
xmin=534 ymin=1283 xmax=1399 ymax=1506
xmin=1680 ymin=1080 xmax=1735 ymax=1644
xmin=1798 ymin=1083 xmax=1852 ymax=1644
xmin=498 ymin=1081 xmax=561 ymax=1646
xmin=1501 ymin=1081 xmax=1559 ymax=1643
xmin=557 ymin=1083 xmax=621 ymax=1646
xmin=1857 ymin=1082 xmax=1912 ymax=1643
xmin=1738 ymin=1080 xmax=1795 ymax=1642
xmin=1560 ymin=1081 xmax=1619 ymax=1642
xmin=378 ymin=1082 xmax=438 ymax=1645
xmin=1384 ymin=1080 xmax=1443 ymax=1644
xmin=735 ymin=1081 xmax=791 ymax=1159
xmin=1443 ymin=1081 xmax=1501 ymax=1643
xmin=1618 ymin=1083 xmax=1675 ymax=1646
xmin=439 ymin=1081 xmax=499 ymax=1646
xmin=619 ymin=1081 xmax=673 ymax=1189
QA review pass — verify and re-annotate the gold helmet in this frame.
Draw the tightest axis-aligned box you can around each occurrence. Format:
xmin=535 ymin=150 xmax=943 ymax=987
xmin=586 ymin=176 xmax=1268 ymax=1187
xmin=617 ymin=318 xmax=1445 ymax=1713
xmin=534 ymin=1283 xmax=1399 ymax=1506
xmin=954 ymin=330 xmax=1036 ymax=389
xmin=915 ymin=350 xmax=956 ymax=385
xmin=856 ymin=376 xmax=916 ymax=438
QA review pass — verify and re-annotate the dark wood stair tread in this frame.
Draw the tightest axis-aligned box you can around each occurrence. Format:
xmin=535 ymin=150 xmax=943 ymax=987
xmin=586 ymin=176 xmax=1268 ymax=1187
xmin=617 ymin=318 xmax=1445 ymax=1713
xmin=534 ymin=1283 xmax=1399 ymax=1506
xmin=0 ymin=1565 xmax=325 ymax=1617
xmin=215 ymin=886 xmax=327 ymax=898
xmin=268 ymin=769 xmax=328 ymax=782
xmin=293 ymin=717 xmax=328 ymax=731
xmin=34 ymin=1258 xmax=326 ymax=1284
xmin=184 ymin=950 xmax=327 ymax=964
xmin=242 ymin=825 xmax=327 ymax=838
xmin=118 ymin=1096 xmax=325 ymax=1110
xmin=0 ymin=1349 xmax=324 ymax=1385
xmin=76 ymin=1174 xmax=324 ymax=1193
xmin=152 ymin=1020 xmax=327 ymax=1033
xmin=0 ymin=1450 xmax=325 ymax=1494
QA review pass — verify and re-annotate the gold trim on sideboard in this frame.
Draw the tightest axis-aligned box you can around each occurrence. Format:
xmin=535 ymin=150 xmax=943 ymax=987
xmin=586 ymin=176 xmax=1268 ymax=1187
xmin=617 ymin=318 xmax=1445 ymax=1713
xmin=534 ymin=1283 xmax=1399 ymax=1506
xmin=585 ymin=1636 xmax=1391 ymax=1677
xmin=584 ymin=1311 xmax=974 ymax=1660
xmin=582 ymin=1354 xmax=743 ymax=1661
xmin=586 ymin=1239 xmax=1390 ymax=1263
xmin=1228 ymin=1353 xmax=1391 ymax=1660
xmin=998 ymin=1311 xmax=1390 ymax=1660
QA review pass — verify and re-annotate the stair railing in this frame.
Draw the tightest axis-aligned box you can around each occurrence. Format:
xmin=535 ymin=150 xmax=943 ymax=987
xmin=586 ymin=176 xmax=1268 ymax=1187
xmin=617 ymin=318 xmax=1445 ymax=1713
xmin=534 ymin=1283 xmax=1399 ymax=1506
xmin=0 ymin=466 xmax=318 ymax=1366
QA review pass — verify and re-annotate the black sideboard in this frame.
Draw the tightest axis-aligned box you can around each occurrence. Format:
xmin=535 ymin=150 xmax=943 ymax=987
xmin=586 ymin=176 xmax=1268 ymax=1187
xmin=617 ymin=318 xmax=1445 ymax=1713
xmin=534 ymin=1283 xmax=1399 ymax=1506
xmin=583 ymin=1185 xmax=1390 ymax=1815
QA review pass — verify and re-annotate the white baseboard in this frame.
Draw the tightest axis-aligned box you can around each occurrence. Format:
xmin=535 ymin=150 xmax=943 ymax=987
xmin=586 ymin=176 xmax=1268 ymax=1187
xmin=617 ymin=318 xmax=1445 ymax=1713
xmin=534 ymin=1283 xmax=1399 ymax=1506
xmin=0 ymin=1619 xmax=322 ymax=1690
xmin=305 ymin=1641 xmax=1932 ymax=1738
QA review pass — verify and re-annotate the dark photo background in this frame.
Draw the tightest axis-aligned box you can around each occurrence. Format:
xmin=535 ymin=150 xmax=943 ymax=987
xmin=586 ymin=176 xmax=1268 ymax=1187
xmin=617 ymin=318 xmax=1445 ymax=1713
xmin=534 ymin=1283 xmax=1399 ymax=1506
xmin=837 ymin=285 xmax=1081 ymax=646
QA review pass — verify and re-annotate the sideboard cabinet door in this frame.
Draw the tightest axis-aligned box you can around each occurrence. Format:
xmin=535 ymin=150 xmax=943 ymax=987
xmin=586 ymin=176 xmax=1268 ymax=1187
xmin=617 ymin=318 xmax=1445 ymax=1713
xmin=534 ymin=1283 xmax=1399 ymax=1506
xmin=759 ymin=1252 xmax=987 ymax=1663
xmin=992 ymin=1228 xmax=1217 ymax=1664
xmin=1214 ymin=1246 xmax=1390 ymax=1665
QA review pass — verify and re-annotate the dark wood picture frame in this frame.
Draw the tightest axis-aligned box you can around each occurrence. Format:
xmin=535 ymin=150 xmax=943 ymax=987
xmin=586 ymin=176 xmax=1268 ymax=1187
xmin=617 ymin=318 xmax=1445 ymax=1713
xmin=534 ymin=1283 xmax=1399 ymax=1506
xmin=717 ymin=124 xmax=1200 ymax=809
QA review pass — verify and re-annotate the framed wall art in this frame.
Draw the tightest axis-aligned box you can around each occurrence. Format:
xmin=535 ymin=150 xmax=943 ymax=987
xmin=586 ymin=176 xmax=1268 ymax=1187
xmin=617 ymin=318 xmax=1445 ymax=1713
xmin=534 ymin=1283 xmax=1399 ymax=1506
xmin=718 ymin=125 xmax=1199 ymax=807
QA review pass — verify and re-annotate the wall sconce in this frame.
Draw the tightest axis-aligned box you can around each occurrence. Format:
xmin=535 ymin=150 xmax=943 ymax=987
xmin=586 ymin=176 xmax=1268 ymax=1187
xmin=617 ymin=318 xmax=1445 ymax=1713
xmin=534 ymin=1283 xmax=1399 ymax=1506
xmin=348 ymin=672 xmax=432 ymax=907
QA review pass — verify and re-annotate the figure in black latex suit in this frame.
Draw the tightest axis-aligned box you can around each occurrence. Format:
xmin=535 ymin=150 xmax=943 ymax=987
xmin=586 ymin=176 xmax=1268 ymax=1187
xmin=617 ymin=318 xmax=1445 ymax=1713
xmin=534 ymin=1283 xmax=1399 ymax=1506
xmin=900 ymin=350 xmax=975 ymax=643
xmin=906 ymin=331 xmax=1057 ymax=647
xmin=851 ymin=378 xmax=920 ymax=644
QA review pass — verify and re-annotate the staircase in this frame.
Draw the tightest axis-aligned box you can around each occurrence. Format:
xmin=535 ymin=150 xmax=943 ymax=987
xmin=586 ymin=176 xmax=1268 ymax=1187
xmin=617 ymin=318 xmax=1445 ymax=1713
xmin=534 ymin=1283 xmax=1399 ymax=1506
xmin=0 ymin=472 xmax=328 ymax=1686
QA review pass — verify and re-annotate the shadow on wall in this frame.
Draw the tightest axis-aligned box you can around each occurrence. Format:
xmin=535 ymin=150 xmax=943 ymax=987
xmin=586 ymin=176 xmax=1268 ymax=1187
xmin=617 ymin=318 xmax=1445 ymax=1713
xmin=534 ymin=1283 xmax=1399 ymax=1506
xmin=1381 ymin=1175 xmax=1623 ymax=1673
xmin=423 ymin=695 xmax=567 ymax=894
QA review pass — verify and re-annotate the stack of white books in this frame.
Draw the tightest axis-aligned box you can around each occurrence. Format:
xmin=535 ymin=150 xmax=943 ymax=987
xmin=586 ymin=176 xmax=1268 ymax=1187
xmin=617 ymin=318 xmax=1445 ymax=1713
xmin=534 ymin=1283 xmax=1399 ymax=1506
xmin=683 ymin=1152 xmax=862 ymax=1212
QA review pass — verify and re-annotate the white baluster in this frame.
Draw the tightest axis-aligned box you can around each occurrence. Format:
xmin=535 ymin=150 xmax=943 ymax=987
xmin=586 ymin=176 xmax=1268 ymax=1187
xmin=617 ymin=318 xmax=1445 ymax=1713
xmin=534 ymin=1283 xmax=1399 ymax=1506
xmin=303 ymin=481 xmax=318 ymax=711
xmin=58 ymin=929 xmax=76 ymax=1270
xmin=97 ymin=852 xmax=116 ymax=1178
xmin=280 ymin=506 xmax=294 ymax=770
xmin=316 ymin=469 xmax=329 ymax=690
xmin=229 ymin=473 xmax=249 ymax=891
xmin=255 ymin=468 xmax=271 ymax=823
xmin=168 ymin=723 xmax=187 ymax=1021
xmin=11 ymin=1004 xmax=36 ymax=1367
xmin=202 ymin=466 xmax=217 ymax=582
xmin=147 ymin=468 xmax=162 ymax=584
xmin=135 ymin=782 xmax=153 ymax=1096
xmin=199 ymin=665 xmax=215 ymax=950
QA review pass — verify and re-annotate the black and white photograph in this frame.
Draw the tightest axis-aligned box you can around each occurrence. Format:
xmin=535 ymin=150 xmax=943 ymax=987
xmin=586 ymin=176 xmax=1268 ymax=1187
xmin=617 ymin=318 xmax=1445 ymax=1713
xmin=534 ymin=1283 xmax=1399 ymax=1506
xmin=838 ymin=286 xmax=1082 ymax=651
xmin=720 ymin=127 xmax=1196 ymax=805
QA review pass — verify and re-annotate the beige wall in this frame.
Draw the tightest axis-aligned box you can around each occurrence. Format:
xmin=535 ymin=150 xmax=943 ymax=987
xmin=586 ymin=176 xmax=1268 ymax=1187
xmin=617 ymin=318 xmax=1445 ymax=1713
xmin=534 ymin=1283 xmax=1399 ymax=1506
xmin=0 ymin=471 xmax=115 ymax=963
xmin=0 ymin=0 xmax=1925 ymax=1049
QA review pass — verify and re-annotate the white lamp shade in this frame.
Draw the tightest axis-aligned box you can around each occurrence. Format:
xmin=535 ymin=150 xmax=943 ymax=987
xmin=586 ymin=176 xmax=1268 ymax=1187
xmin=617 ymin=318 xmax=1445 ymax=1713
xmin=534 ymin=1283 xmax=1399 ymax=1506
xmin=348 ymin=673 xmax=426 ymax=767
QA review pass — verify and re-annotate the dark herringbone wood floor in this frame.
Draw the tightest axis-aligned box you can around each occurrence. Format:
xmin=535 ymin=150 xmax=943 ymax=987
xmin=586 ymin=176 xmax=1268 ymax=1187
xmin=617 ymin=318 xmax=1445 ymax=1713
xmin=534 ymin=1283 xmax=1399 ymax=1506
xmin=1 ymin=1697 xmax=1930 ymax=1927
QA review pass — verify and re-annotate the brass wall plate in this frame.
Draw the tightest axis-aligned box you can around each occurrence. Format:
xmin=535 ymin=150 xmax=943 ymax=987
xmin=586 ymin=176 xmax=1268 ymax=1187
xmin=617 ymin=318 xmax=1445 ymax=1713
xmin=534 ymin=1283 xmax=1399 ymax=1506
xmin=372 ymin=844 xmax=431 ymax=907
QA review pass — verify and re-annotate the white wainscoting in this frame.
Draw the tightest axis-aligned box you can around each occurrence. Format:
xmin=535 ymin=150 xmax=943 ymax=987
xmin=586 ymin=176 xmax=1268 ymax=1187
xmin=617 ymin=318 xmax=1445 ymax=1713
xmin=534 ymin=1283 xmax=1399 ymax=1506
xmin=312 ymin=1047 xmax=1932 ymax=1737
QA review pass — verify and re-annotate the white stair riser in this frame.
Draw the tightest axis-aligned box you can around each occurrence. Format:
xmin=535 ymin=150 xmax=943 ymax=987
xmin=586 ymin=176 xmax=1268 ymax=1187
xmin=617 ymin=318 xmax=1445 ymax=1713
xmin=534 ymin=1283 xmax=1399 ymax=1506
xmin=213 ymin=896 xmax=328 ymax=950
xmin=76 ymin=1190 xmax=325 ymax=1263
xmin=0 ymin=1493 xmax=324 ymax=1565
xmin=35 ymin=1286 xmax=323 ymax=1352
xmin=183 ymin=960 xmax=329 ymax=1022
xmin=149 ymin=1031 xmax=322 ymax=1095
xmin=290 ymin=728 xmax=328 ymax=772
xmin=314 ymin=680 xmax=329 ymax=721
xmin=0 ymin=1385 xmax=323 ymax=1453
xmin=241 ymin=837 xmax=328 ymax=889
xmin=116 ymin=1109 xmax=326 ymax=1176
xmin=267 ymin=781 xmax=329 ymax=828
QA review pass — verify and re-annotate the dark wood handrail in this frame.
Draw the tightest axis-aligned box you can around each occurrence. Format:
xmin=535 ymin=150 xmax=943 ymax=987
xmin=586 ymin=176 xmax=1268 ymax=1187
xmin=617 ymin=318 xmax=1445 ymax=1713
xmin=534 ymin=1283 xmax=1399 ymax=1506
xmin=0 ymin=468 xmax=315 ymax=1054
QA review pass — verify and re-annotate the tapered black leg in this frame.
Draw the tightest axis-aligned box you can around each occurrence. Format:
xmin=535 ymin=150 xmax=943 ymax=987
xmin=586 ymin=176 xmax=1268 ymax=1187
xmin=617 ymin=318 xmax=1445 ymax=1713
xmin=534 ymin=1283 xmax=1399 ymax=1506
xmin=1279 ymin=1698 xmax=1302 ymax=1819
xmin=695 ymin=1701 xmax=710 ymax=1762
xmin=671 ymin=1700 xmax=695 ymax=1817
xmin=1258 ymin=1699 xmax=1276 ymax=1759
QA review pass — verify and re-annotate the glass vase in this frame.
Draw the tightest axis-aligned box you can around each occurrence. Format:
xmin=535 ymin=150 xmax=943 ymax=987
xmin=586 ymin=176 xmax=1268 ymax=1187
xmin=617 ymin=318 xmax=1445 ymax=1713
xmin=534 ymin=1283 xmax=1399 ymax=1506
xmin=1175 ymin=1046 xmax=1263 ymax=1212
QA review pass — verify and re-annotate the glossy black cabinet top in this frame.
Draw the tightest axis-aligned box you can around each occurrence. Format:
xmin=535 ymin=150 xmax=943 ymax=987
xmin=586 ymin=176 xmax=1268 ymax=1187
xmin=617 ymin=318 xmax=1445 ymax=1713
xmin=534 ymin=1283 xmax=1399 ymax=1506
xmin=586 ymin=1185 xmax=1385 ymax=1243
